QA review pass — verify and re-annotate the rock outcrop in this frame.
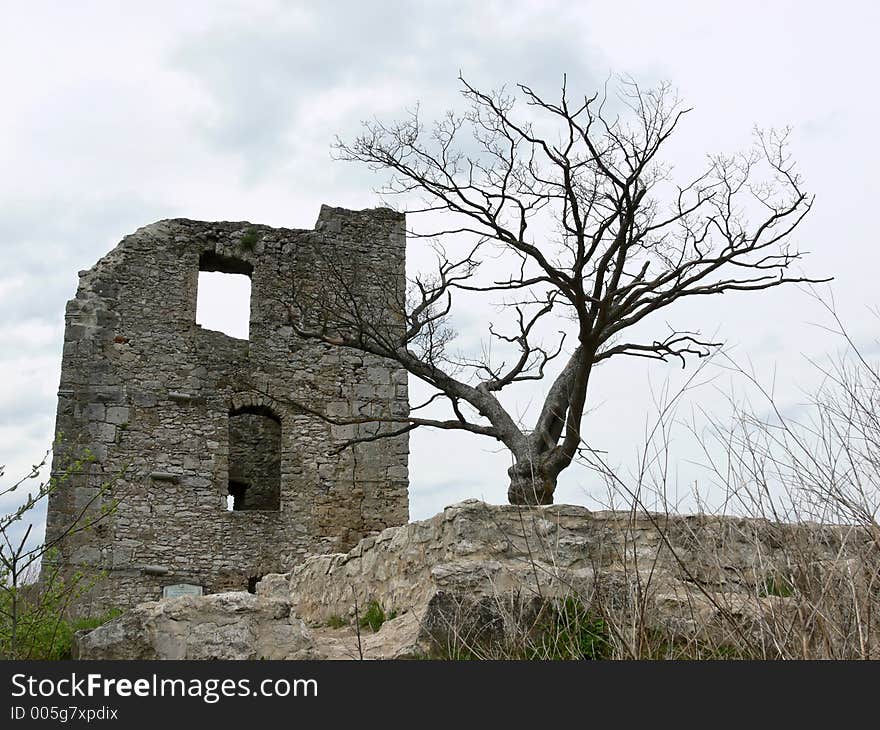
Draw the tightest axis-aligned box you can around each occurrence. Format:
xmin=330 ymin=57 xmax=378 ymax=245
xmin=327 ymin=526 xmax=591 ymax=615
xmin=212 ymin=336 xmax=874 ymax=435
xmin=74 ymin=592 xmax=315 ymax=660
xmin=76 ymin=500 xmax=874 ymax=659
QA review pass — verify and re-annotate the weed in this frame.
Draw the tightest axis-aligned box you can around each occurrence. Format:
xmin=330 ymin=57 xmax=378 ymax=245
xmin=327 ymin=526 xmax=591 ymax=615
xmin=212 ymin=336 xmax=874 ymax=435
xmin=240 ymin=228 xmax=260 ymax=251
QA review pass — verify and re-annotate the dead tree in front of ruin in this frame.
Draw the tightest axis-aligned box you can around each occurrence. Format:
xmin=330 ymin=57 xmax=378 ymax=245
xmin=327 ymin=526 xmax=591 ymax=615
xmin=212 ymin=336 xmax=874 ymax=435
xmin=289 ymin=75 xmax=824 ymax=505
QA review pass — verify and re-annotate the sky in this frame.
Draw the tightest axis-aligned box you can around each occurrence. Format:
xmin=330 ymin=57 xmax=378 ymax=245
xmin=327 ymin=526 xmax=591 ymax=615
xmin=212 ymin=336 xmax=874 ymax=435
xmin=2 ymin=0 xmax=879 ymax=532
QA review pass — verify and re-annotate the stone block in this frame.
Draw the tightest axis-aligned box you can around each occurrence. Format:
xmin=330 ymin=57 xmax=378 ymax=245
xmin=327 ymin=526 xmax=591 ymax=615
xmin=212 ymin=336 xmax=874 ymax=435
xmin=94 ymin=423 xmax=116 ymax=442
xmin=105 ymin=406 xmax=130 ymax=424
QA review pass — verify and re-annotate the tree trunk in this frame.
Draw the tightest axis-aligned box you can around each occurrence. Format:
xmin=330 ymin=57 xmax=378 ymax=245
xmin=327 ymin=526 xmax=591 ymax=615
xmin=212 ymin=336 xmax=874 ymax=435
xmin=507 ymin=459 xmax=556 ymax=505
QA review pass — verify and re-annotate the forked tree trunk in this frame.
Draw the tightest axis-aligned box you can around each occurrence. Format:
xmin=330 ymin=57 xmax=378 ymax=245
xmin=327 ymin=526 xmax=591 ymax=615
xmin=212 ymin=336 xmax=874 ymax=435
xmin=503 ymin=345 xmax=588 ymax=506
xmin=507 ymin=459 xmax=557 ymax=505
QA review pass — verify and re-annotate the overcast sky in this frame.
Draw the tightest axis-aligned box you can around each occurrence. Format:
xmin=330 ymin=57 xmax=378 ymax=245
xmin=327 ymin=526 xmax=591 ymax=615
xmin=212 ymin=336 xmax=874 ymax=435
xmin=2 ymin=1 xmax=879 ymax=530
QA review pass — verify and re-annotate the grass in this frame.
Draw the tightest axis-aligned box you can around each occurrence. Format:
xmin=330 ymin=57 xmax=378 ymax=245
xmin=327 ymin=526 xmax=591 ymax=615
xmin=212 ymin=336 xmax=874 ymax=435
xmin=429 ymin=598 xmax=769 ymax=661
xmin=759 ymin=575 xmax=795 ymax=598
xmin=359 ymin=600 xmax=397 ymax=633
xmin=429 ymin=597 xmax=613 ymax=660
xmin=500 ymin=597 xmax=613 ymax=660
xmin=2 ymin=605 xmax=122 ymax=660
xmin=530 ymin=597 xmax=613 ymax=660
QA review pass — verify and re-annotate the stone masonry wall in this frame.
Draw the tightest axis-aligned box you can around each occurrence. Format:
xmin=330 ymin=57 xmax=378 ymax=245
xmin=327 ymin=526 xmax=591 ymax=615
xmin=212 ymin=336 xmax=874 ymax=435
xmin=44 ymin=206 xmax=410 ymax=612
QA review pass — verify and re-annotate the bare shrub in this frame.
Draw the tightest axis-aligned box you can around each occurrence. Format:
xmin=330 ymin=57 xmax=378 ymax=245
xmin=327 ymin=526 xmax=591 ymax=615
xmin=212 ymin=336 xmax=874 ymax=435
xmin=1 ymin=443 xmax=126 ymax=659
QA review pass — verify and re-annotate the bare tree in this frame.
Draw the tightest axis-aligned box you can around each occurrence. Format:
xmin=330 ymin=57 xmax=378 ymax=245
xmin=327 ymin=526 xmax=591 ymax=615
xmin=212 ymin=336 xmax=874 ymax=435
xmin=291 ymin=75 xmax=824 ymax=505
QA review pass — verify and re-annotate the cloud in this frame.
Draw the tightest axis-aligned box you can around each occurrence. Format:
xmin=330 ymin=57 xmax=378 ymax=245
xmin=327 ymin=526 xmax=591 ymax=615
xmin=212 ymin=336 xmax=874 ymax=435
xmin=0 ymin=193 xmax=169 ymax=492
xmin=168 ymin=0 xmax=603 ymax=185
xmin=2 ymin=0 xmax=880 ymax=540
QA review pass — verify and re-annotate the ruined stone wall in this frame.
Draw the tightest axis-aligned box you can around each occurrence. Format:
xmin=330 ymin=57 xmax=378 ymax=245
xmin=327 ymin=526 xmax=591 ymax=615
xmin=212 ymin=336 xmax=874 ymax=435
xmin=44 ymin=206 xmax=410 ymax=612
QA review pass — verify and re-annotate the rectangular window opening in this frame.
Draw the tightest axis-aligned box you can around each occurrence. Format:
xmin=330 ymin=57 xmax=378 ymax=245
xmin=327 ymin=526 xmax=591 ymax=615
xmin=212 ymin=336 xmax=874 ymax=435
xmin=196 ymin=271 xmax=251 ymax=340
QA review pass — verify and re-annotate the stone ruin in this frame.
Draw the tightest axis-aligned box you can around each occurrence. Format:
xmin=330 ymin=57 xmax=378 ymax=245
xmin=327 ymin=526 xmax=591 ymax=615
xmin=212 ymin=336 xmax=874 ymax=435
xmin=44 ymin=205 xmax=410 ymax=612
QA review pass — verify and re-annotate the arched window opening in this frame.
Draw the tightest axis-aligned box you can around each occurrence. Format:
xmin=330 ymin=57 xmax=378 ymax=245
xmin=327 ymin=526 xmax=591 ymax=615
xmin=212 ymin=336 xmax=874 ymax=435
xmin=196 ymin=251 xmax=253 ymax=340
xmin=227 ymin=405 xmax=281 ymax=511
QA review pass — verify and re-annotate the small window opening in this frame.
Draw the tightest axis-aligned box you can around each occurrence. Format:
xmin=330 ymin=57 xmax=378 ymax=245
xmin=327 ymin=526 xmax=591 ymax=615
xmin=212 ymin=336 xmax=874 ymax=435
xmin=196 ymin=251 xmax=253 ymax=340
xmin=247 ymin=575 xmax=262 ymax=594
xmin=227 ymin=405 xmax=281 ymax=511
xmin=227 ymin=480 xmax=249 ymax=511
